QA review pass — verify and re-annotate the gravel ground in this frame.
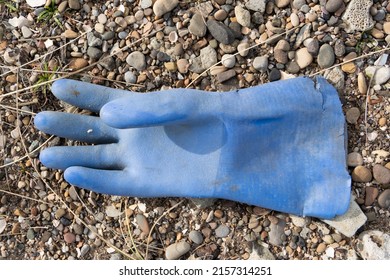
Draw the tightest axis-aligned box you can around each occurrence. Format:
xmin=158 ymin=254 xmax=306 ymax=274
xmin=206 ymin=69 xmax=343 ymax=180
xmin=0 ymin=0 xmax=390 ymax=260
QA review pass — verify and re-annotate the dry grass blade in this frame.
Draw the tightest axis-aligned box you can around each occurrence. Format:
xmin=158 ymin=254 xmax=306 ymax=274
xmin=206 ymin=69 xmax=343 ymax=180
xmin=0 ymin=189 xmax=49 ymax=204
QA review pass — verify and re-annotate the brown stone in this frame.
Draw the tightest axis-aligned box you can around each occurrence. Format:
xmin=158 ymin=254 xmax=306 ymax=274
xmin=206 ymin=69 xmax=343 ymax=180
xmin=365 ymin=186 xmax=379 ymax=206
xmin=378 ymin=189 xmax=390 ymax=208
xmin=373 ymin=164 xmax=390 ymax=184
xmin=316 ymin=243 xmax=326 ymax=253
xmin=69 ymin=58 xmax=89 ymax=70
xmin=352 ymin=166 xmax=372 ymax=183
xmin=64 ymin=232 xmax=76 ymax=244
xmin=341 ymin=62 xmax=356 ymax=74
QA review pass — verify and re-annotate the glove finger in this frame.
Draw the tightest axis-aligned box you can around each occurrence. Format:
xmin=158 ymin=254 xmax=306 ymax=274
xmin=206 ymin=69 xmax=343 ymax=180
xmin=34 ymin=111 xmax=118 ymax=143
xmin=51 ymin=79 xmax=129 ymax=112
xmin=39 ymin=144 xmax=122 ymax=170
xmin=100 ymin=89 xmax=214 ymax=128
xmin=64 ymin=167 xmax=139 ymax=196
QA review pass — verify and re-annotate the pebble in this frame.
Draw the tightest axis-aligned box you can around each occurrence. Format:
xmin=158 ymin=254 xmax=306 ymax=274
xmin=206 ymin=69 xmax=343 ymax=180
xmin=26 ymin=228 xmax=35 ymax=240
xmin=21 ymin=26 xmax=32 ymax=38
xmin=384 ymin=22 xmax=390 ymax=35
xmin=94 ymin=23 xmax=105 ymax=34
xmin=357 ymin=230 xmax=390 ymax=260
xmin=347 ymin=152 xmax=363 ymax=167
xmin=63 ymin=29 xmax=78 ymax=39
xmin=214 ymin=9 xmax=227 ymax=21
xmin=345 ymin=107 xmax=360 ymax=124
xmin=58 ymin=1 xmax=67 ymax=13
xmin=237 ymin=42 xmax=250 ymax=57
xmin=98 ymin=14 xmax=107 ymax=24
xmin=290 ymin=215 xmax=310 ymax=228
xmin=290 ymin=13 xmax=299 ymax=27
xmin=322 ymin=199 xmax=367 ymax=238
xmin=64 ymin=232 xmax=76 ymax=244
xmin=55 ymin=208 xmax=66 ymax=219
xmin=253 ymin=55 xmax=268 ymax=71
xmin=189 ymin=13 xmax=206 ymax=37
xmin=275 ymin=0 xmax=290 ymax=8
xmin=373 ymin=67 xmax=390 ymax=85
xmin=206 ymin=19 xmax=236 ymax=45
xmin=293 ymin=0 xmax=306 ymax=10
xmin=217 ymin=69 xmax=236 ymax=83
xmin=334 ymin=39 xmax=345 ymax=57
xmin=245 ymin=0 xmax=266 ymax=12
xmin=358 ymin=72 xmax=367 ymax=94
xmin=153 ymin=0 xmax=178 ymax=17
xmin=235 ymin=6 xmax=251 ymax=27
xmin=325 ymin=0 xmax=343 ymax=13
xmin=140 ymin=0 xmax=153 ymax=9
xmin=200 ymin=45 xmax=217 ymax=69
xmin=373 ymin=164 xmax=390 ymax=184
xmin=80 ymin=244 xmax=90 ymax=258
xmin=177 ymin=59 xmax=189 ymax=74
xmin=316 ymin=242 xmax=326 ymax=253
xmin=165 ymin=241 xmax=190 ymax=260
xmin=371 ymin=28 xmax=384 ymax=39
xmin=269 ymin=218 xmax=286 ymax=246
xmin=126 ymin=51 xmax=146 ymax=71
xmin=87 ymin=47 xmax=102 ymax=59
xmin=189 ymin=230 xmax=203 ymax=244
xmin=352 ymin=166 xmax=372 ymax=183
xmin=365 ymin=186 xmax=379 ymax=206
xmin=215 ymin=224 xmax=230 ymax=238
xmin=0 ymin=219 xmax=6 ymax=235
xmin=306 ymin=39 xmax=319 ymax=56
xmin=269 ymin=68 xmax=281 ymax=82
xmin=8 ymin=16 xmax=30 ymax=28
xmin=68 ymin=186 xmax=78 ymax=200
xmin=124 ymin=71 xmax=137 ymax=84
xmin=295 ymin=48 xmax=313 ymax=69
xmin=221 ymin=54 xmax=235 ymax=68
xmin=73 ymin=223 xmax=83 ymax=235
xmin=317 ymin=44 xmax=335 ymax=69
xmin=68 ymin=0 xmax=81 ymax=10
xmin=248 ymin=242 xmax=275 ymax=260
xmin=378 ymin=189 xmax=390 ymax=208
xmin=136 ymin=214 xmax=150 ymax=234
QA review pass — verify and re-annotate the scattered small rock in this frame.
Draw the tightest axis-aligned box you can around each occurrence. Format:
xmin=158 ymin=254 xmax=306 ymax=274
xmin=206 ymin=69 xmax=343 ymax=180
xmin=352 ymin=166 xmax=372 ymax=183
xmin=269 ymin=217 xmax=286 ymax=246
xmin=365 ymin=186 xmax=379 ymax=206
xmin=126 ymin=51 xmax=146 ymax=70
xmin=207 ymin=19 xmax=236 ymax=45
xmin=189 ymin=13 xmax=206 ymax=37
xmin=346 ymin=107 xmax=360 ymax=124
xmin=317 ymin=44 xmax=335 ymax=69
xmin=64 ymin=232 xmax=76 ymax=244
xmin=68 ymin=0 xmax=81 ymax=10
xmin=378 ymin=189 xmax=390 ymax=208
xmin=165 ymin=241 xmax=190 ymax=260
xmin=347 ymin=152 xmax=363 ymax=167
xmin=189 ymin=230 xmax=203 ymax=244
xmin=295 ymin=48 xmax=313 ymax=69
xmin=356 ymin=230 xmax=390 ymax=260
xmin=253 ymin=55 xmax=268 ymax=71
xmin=136 ymin=213 xmax=150 ymax=234
xmin=235 ymin=6 xmax=251 ymax=27
xmin=153 ymin=0 xmax=178 ymax=17
xmin=373 ymin=164 xmax=390 ymax=184
xmin=269 ymin=68 xmax=281 ymax=82
xmin=215 ymin=224 xmax=230 ymax=238
xmin=245 ymin=0 xmax=266 ymax=12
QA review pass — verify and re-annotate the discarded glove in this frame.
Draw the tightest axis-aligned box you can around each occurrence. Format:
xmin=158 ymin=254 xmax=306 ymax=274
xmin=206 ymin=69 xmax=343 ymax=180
xmin=34 ymin=76 xmax=351 ymax=219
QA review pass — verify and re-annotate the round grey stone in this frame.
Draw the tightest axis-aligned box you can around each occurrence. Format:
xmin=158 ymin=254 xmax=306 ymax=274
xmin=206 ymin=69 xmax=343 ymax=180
xmin=215 ymin=224 xmax=230 ymax=238
xmin=317 ymin=44 xmax=335 ymax=68
xmin=346 ymin=107 xmax=360 ymax=124
xmin=378 ymin=189 xmax=390 ymax=208
xmin=253 ymin=55 xmax=268 ymax=71
xmin=124 ymin=71 xmax=137 ymax=84
xmin=189 ymin=230 xmax=203 ymax=244
xmin=373 ymin=164 xmax=390 ymax=184
xmin=87 ymin=47 xmax=102 ymax=59
xmin=126 ymin=51 xmax=146 ymax=70
xmin=347 ymin=152 xmax=364 ymax=167
xmin=165 ymin=241 xmax=190 ymax=260
xmin=221 ymin=54 xmax=236 ymax=68
xmin=325 ymin=0 xmax=343 ymax=13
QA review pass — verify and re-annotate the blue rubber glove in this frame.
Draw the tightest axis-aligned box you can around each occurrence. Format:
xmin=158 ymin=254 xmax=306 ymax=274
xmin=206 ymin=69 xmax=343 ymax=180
xmin=34 ymin=76 xmax=351 ymax=219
